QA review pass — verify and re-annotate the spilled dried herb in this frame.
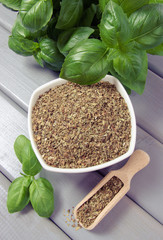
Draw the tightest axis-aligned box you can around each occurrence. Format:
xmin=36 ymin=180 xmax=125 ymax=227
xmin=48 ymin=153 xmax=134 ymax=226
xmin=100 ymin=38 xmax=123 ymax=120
xmin=32 ymin=81 xmax=131 ymax=168
xmin=76 ymin=176 xmax=124 ymax=228
xmin=63 ymin=207 xmax=82 ymax=231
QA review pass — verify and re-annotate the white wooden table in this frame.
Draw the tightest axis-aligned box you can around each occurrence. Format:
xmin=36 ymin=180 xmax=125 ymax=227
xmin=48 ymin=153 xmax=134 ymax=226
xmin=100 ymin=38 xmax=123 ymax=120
xmin=0 ymin=5 xmax=163 ymax=240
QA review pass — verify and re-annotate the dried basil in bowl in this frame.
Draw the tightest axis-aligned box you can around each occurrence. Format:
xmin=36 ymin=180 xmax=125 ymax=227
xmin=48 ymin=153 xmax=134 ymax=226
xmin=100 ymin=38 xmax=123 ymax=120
xmin=28 ymin=75 xmax=136 ymax=173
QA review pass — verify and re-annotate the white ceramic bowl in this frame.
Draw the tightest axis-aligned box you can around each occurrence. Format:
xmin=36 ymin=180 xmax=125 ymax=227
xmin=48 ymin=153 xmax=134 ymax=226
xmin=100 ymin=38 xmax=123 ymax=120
xmin=28 ymin=75 xmax=136 ymax=173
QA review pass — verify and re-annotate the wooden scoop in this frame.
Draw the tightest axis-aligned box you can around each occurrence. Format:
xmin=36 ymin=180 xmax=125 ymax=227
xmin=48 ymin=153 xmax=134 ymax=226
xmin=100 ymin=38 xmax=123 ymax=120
xmin=74 ymin=150 xmax=150 ymax=230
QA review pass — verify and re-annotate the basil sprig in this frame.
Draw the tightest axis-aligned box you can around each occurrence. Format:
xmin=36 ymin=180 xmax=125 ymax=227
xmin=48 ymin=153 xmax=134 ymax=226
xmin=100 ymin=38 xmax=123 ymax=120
xmin=1 ymin=0 xmax=163 ymax=94
xmin=7 ymin=135 xmax=54 ymax=218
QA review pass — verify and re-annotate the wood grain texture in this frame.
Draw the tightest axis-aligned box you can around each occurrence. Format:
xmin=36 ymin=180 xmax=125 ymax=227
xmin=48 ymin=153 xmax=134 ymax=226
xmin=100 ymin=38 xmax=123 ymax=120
xmin=0 ymin=172 xmax=70 ymax=240
xmin=148 ymin=54 xmax=163 ymax=78
xmin=0 ymin=26 xmax=58 ymax=112
xmin=130 ymin=71 xmax=163 ymax=143
xmin=0 ymin=87 xmax=163 ymax=240
xmin=0 ymin=4 xmax=17 ymax=32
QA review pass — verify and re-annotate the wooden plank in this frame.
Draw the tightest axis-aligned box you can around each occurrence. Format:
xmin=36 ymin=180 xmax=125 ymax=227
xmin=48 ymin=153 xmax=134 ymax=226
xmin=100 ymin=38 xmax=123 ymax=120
xmin=129 ymin=127 xmax=163 ymax=224
xmin=148 ymin=54 xmax=163 ymax=78
xmin=130 ymin=71 xmax=163 ymax=143
xmin=0 ymin=4 xmax=17 ymax=32
xmin=0 ymin=25 xmax=58 ymax=112
xmin=99 ymin=126 xmax=163 ymax=224
xmin=1 ymin=84 xmax=163 ymax=239
xmin=0 ymin=172 xmax=70 ymax=240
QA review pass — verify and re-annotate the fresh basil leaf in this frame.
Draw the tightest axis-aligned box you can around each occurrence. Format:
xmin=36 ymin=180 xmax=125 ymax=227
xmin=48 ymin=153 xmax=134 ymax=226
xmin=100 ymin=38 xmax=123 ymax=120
xmin=0 ymin=0 xmax=21 ymax=10
xmin=14 ymin=134 xmax=42 ymax=175
xmin=14 ymin=135 xmax=30 ymax=163
xmin=12 ymin=14 xmax=33 ymax=38
xmin=99 ymin=0 xmax=149 ymax=15
xmin=60 ymin=39 xmax=109 ymax=85
xmin=56 ymin=0 xmax=83 ymax=29
xmin=129 ymin=4 xmax=163 ymax=50
xmin=108 ymin=58 xmax=125 ymax=80
xmin=80 ymin=4 xmax=97 ymax=27
xmin=12 ymin=14 xmax=47 ymax=39
xmin=114 ymin=0 xmax=149 ymax=16
xmin=111 ymin=47 xmax=148 ymax=94
xmin=127 ymin=51 xmax=148 ymax=94
xmin=113 ymin=47 xmax=145 ymax=80
xmin=108 ymin=57 xmax=147 ymax=95
xmin=39 ymin=38 xmax=64 ymax=71
xmin=20 ymin=0 xmax=53 ymax=32
xmin=7 ymin=176 xmax=33 ymax=213
xmin=57 ymin=27 xmax=94 ymax=56
xmin=147 ymin=43 xmax=163 ymax=55
xmin=99 ymin=0 xmax=109 ymax=12
xmin=8 ymin=36 xmax=39 ymax=56
xmin=34 ymin=51 xmax=44 ymax=67
xmin=149 ymin=0 xmax=163 ymax=3
xmin=99 ymin=1 xmax=131 ymax=48
xmin=21 ymin=143 xmax=42 ymax=176
xmin=29 ymin=178 xmax=54 ymax=218
xmin=108 ymin=59 xmax=134 ymax=94
xmin=108 ymin=57 xmax=132 ymax=91
xmin=107 ymin=48 xmax=120 ymax=61
xmin=42 ymin=62 xmax=61 ymax=72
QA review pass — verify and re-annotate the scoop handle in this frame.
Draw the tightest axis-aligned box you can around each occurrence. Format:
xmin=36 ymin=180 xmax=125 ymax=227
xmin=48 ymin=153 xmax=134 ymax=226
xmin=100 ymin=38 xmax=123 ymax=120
xmin=120 ymin=150 xmax=150 ymax=180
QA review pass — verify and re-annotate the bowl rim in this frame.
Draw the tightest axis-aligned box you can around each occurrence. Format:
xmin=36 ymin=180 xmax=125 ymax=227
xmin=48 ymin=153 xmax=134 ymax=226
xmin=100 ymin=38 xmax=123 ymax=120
xmin=28 ymin=75 xmax=136 ymax=173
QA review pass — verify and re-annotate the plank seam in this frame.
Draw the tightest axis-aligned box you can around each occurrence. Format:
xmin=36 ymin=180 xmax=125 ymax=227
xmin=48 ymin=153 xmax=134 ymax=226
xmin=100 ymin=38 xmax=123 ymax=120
xmin=136 ymin=122 xmax=163 ymax=145
xmin=0 ymin=83 xmax=28 ymax=112
xmin=126 ymin=194 xmax=163 ymax=225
